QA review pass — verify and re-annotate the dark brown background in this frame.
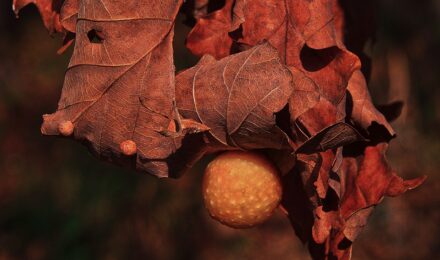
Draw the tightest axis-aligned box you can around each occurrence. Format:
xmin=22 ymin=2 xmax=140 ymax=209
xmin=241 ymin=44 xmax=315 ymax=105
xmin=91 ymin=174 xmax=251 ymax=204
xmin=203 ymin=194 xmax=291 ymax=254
xmin=0 ymin=1 xmax=439 ymax=259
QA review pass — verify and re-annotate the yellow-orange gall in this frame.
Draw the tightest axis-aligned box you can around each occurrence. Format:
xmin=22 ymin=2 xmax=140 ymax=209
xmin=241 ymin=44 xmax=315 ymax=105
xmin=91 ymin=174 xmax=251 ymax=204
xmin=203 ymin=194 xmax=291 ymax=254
xmin=202 ymin=151 xmax=282 ymax=228
xmin=120 ymin=140 xmax=137 ymax=156
xmin=58 ymin=120 xmax=74 ymax=136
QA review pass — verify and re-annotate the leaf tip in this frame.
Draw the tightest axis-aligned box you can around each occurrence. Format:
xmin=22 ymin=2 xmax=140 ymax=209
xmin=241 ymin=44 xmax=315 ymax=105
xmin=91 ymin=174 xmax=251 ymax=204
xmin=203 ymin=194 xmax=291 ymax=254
xmin=386 ymin=174 xmax=427 ymax=197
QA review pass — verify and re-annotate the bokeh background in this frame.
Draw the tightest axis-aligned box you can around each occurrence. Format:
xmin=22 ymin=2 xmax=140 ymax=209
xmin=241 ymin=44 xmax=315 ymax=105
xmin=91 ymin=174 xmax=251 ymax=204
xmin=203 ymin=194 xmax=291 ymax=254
xmin=0 ymin=1 xmax=439 ymax=259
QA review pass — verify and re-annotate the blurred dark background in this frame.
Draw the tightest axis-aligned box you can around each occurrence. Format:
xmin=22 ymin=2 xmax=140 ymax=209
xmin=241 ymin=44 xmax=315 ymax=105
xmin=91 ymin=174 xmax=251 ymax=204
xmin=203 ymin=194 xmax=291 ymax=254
xmin=0 ymin=1 xmax=439 ymax=259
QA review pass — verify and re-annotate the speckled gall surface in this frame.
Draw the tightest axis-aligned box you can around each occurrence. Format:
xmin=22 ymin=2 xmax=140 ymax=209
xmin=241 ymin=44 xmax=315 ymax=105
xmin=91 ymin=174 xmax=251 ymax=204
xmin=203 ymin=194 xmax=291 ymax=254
xmin=203 ymin=151 xmax=282 ymax=228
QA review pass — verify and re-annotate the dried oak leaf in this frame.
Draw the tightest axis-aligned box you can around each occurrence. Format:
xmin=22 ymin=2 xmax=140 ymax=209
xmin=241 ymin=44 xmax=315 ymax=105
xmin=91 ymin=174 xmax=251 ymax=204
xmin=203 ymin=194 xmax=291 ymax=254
xmin=283 ymin=142 xmax=425 ymax=259
xmin=339 ymin=143 xmax=426 ymax=219
xmin=176 ymin=42 xmax=294 ymax=152
xmin=301 ymin=150 xmax=336 ymax=205
xmin=185 ymin=0 xmax=236 ymax=58
xmin=186 ymin=0 xmax=360 ymax=141
xmin=41 ymin=0 xmax=185 ymax=177
xmin=164 ymin=43 xmax=294 ymax=176
xmin=13 ymin=0 xmax=64 ymax=34
xmin=312 ymin=206 xmax=341 ymax=244
xmin=41 ymin=0 xmax=293 ymax=178
xmin=308 ymin=143 xmax=426 ymax=259
xmin=280 ymin=149 xmax=335 ymax=245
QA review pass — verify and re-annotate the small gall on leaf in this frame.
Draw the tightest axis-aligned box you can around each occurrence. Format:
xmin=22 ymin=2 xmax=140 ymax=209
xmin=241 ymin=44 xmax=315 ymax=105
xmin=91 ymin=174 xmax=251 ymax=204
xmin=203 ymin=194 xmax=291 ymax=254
xmin=202 ymin=151 xmax=282 ymax=229
xmin=120 ymin=140 xmax=137 ymax=156
xmin=58 ymin=121 xmax=74 ymax=136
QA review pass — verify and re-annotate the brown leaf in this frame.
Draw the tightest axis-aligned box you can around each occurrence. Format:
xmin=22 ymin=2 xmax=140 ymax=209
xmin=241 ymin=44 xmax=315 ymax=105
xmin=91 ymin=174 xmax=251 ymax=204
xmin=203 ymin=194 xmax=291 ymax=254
xmin=342 ymin=206 xmax=373 ymax=241
xmin=187 ymin=0 xmax=361 ymax=139
xmin=291 ymin=149 xmax=336 ymax=207
xmin=347 ymin=70 xmax=396 ymax=140
xmin=283 ymin=142 xmax=425 ymax=259
xmin=21 ymin=1 xmax=426 ymax=259
xmin=41 ymin=0 xmax=184 ymax=177
xmin=195 ymin=0 xmax=345 ymax=53
xmin=185 ymin=0 xmax=235 ymax=59
xmin=386 ymin=173 xmax=427 ymax=197
xmin=308 ymin=144 xmax=426 ymax=258
xmin=176 ymin=43 xmax=293 ymax=151
xmin=282 ymin=150 xmax=341 ymax=252
xmin=314 ymin=150 xmax=336 ymax=200
xmin=166 ymin=43 xmax=294 ymax=177
xmin=312 ymin=206 xmax=341 ymax=244
xmin=339 ymin=143 xmax=425 ymax=218
xmin=294 ymin=153 xmax=321 ymax=206
xmin=333 ymin=144 xmax=426 ymax=246
xmin=184 ymin=2 xmax=426 ymax=260
xmin=290 ymin=47 xmax=358 ymax=137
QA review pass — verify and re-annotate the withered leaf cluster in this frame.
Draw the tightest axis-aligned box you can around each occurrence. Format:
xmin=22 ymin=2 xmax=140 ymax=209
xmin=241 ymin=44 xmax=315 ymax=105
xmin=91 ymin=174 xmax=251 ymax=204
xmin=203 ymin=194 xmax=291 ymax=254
xmin=15 ymin=0 xmax=425 ymax=259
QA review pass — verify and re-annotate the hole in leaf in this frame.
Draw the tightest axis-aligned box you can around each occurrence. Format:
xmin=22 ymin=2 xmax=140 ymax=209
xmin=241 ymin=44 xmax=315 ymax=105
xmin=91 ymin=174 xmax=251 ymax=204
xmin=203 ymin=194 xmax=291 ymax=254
xmin=377 ymin=101 xmax=404 ymax=122
xmin=228 ymin=24 xmax=243 ymax=40
xmin=366 ymin=121 xmax=394 ymax=143
xmin=163 ymin=133 xmax=208 ymax=178
xmin=275 ymin=105 xmax=294 ymax=140
xmin=342 ymin=141 xmax=367 ymax=158
xmin=87 ymin=29 xmax=104 ymax=44
xmin=328 ymin=253 xmax=339 ymax=260
xmin=322 ymin=187 xmax=339 ymax=211
xmin=207 ymin=0 xmax=226 ymax=13
xmin=300 ymin=45 xmax=340 ymax=72
xmin=337 ymin=237 xmax=352 ymax=250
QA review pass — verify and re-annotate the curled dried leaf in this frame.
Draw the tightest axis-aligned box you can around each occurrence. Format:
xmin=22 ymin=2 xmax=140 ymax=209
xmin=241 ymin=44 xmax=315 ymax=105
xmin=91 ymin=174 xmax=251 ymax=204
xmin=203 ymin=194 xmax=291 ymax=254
xmin=297 ymin=122 xmax=366 ymax=154
xmin=176 ymin=43 xmax=294 ymax=151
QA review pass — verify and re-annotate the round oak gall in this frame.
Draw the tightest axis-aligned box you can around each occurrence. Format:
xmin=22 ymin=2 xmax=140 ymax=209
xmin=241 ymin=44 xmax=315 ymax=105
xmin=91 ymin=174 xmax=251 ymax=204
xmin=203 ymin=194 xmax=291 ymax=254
xmin=120 ymin=140 xmax=137 ymax=156
xmin=202 ymin=151 xmax=282 ymax=228
xmin=58 ymin=120 xmax=74 ymax=136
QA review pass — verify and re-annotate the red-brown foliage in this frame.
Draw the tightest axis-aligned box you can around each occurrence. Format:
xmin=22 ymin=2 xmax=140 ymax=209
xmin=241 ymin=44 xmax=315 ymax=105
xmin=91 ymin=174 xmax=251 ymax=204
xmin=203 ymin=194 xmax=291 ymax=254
xmin=14 ymin=0 xmax=425 ymax=259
